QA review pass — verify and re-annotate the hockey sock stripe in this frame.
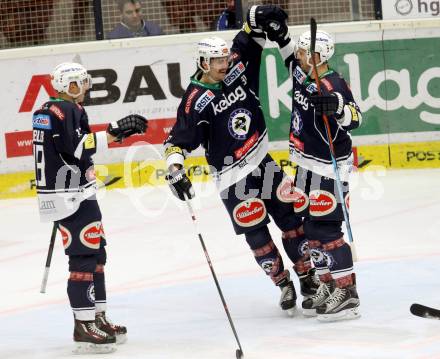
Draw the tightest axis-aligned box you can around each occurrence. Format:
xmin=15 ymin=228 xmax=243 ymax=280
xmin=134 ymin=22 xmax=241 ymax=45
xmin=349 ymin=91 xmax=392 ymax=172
xmin=272 ymin=269 xmax=289 ymax=285
xmin=319 ymin=272 xmax=333 ymax=283
xmin=334 ymin=274 xmax=354 ymax=288
xmin=294 ymin=260 xmax=312 ymax=275
xmin=308 ymin=240 xmax=321 ymax=248
xmin=252 ymin=241 xmax=275 ymax=256
xmin=322 ymin=238 xmax=345 ymax=251
xmin=95 ymin=264 xmax=105 ymax=273
xmin=281 ymin=225 xmax=304 ymax=239
xmin=69 ymin=272 xmax=93 ymax=281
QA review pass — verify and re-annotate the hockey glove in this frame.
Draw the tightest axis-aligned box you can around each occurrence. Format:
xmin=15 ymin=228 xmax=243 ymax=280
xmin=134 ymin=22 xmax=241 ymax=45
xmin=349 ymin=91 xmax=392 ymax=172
xmin=310 ymin=93 xmax=343 ymax=117
xmin=107 ymin=114 xmax=148 ymax=143
xmin=247 ymin=5 xmax=287 ymax=30
xmin=166 ymin=169 xmax=195 ymax=201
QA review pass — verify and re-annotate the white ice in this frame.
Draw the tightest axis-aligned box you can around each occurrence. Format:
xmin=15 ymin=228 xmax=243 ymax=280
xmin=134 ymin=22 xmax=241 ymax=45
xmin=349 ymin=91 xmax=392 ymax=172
xmin=1 ymin=168 xmax=440 ymax=359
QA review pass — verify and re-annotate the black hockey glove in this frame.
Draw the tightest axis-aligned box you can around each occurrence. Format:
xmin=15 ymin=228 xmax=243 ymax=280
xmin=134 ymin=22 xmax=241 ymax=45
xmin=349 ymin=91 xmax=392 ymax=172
xmin=166 ymin=169 xmax=195 ymax=201
xmin=107 ymin=114 xmax=148 ymax=143
xmin=247 ymin=5 xmax=287 ymax=30
xmin=310 ymin=93 xmax=343 ymax=117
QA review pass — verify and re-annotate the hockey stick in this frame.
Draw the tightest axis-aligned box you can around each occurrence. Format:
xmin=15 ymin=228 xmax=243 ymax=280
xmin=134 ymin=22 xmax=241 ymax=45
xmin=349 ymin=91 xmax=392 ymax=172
xmin=184 ymin=196 xmax=244 ymax=359
xmin=309 ymin=17 xmax=357 ymax=262
xmin=40 ymin=222 xmax=58 ymax=293
xmin=410 ymin=303 xmax=440 ymax=320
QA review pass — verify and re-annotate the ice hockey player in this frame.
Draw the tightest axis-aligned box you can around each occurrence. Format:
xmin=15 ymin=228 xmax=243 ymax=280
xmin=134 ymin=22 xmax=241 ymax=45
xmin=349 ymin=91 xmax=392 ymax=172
xmin=260 ymin=7 xmax=362 ymax=321
xmin=32 ymin=62 xmax=148 ymax=352
xmin=163 ymin=5 xmax=320 ymax=316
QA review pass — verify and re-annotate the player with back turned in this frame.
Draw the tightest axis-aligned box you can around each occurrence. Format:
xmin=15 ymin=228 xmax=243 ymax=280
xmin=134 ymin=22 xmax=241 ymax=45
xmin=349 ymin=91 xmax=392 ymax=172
xmin=164 ymin=6 xmax=321 ymax=316
xmin=32 ymin=62 xmax=148 ymax=353
xmin=259 ymin=7 xmax=362 ymax=321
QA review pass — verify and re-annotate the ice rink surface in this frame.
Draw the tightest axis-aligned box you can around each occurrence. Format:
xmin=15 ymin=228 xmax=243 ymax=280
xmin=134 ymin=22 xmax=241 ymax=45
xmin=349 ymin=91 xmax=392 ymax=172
xmin=1 ymin=168 xmax=440 ymax=359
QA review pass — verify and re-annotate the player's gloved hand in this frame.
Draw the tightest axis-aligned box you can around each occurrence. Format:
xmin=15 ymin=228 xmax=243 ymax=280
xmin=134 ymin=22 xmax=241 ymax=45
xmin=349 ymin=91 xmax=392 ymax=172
xmin=107 ymin=114 xmax=148 ymax=143
xmin=247 ymin=5 xmax=287 ymax=30
xmin=310 ymin=93 xmax=342 ymax=117
xmin=265 ymin=17 xmax=289 ymax=47
xmin=166 ymin=168 xmax=195 ymax=201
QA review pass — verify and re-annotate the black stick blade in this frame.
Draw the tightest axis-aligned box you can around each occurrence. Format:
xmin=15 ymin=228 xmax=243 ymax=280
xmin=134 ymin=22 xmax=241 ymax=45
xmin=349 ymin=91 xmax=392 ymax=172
xmin=310 ymin=17 xmax=317 ymax=54
xmin=410 ymin=303 xmax=440 ymax=320
xmin=236 ymin=349 xmax=244 ymax=358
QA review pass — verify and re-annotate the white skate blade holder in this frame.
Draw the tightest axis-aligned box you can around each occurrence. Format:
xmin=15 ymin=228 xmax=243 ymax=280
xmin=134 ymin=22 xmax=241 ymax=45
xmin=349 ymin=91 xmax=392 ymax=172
xmin=73 ymin=342 xmax=117 ymax=354
xmin=317 ymin=307 xmax=360 ymax=322
xmin=116 ymin=333 xmax=127 ymax=345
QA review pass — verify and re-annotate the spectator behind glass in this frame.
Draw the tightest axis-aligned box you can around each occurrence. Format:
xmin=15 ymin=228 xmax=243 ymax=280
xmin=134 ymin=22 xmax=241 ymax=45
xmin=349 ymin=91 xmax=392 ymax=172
xmin=212 ymin=0 xmax=237 ymax=31
xmin=107 ymin=0 xmax=163 ymax=39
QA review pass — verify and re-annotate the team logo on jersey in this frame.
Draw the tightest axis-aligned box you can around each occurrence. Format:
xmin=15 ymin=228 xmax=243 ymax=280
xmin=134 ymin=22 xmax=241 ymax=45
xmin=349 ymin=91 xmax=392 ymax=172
xmin=276 ymin=176 xmax=296 ymax=203
xmin=80 ymin=221 xmax=104 ymax=249
xmin=195 ymin=89 xmax=215 ymax=113
xmin=291 ymin=187 xmax=309 ymax=213
xmin=233 ymin=198 xmax=266 ymax=227
xmin=212 ymin=86 xmax=247 ymax=115
xmin=309 ymin=190 xmax=337 ymax=216
xmin=32 ymin=114 xmax=51 ymax=129
xmin=224 ymin=62 xmax=245 ymax=86
xmin=291 ymin=109 xmax=303 ymax=136
xmin=228 ymin=108 xmax=251 ymax=140
xmin=58 ymin=224 xmax=72 ymax=250
xmin=86 ymin=283 xmax=95 ymax=303
xmin=298 ymin=238 xmax=309 ymax=257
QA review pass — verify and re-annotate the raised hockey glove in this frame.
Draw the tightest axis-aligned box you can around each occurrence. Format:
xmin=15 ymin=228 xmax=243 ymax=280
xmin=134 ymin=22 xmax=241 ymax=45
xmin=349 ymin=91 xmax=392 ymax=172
xmin=107 ymin=114 xmax=148 ymax=143
xmin=310 ymin=93 xmax=343 ymax=117
xmin=246 ymin=5 xmax=287 ymax=31
xmin=166 ymin=169 xmax=195 ymax=201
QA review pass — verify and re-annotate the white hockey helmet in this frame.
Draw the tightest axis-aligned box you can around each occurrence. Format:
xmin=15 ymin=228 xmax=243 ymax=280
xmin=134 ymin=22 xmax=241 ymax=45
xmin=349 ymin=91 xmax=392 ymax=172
xmin=196 ymin=36 xmax=230 ymax=73
xmin=51 ymin=62 xmax=92 ymax=98
xmin=296 ymin=30 xmax=335 ymax=67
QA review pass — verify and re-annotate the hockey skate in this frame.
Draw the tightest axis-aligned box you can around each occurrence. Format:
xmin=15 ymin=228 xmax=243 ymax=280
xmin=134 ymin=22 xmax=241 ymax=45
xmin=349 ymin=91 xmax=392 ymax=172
xmin=73 ymin=319 xmax=116 ymax=354
xmin=278 ymin=277 xmax=297 ymax=316
xmin=298 ymin=268 xmax=320 ymax=298
xmin=96 ymin=312 xmax=127 ymax=344
xmin=302 ymin=280 xmax=335 ymax=317
xmin=316 ymin=284 xmax=360 ymax=322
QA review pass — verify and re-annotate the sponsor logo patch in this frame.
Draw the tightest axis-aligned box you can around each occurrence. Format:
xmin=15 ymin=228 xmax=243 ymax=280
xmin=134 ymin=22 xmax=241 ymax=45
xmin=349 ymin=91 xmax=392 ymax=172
xmin=195 ymin=89 xmax=215 ymax=113
xmin=291 ymin=187 xmax=309 ymax=212
xmin=293 ymin=66 xmax=307 ymax=84
xmin=80 ymin=221 xmax=104 ymax=249
xmin=84 ymin=133 xmax=95 ymax=149
xmin=309 ymin=190 xmax=337 ymax=216
xmin=233 ymin=198 xmax=266 ymax=227
xmin=228 ymin=108 xmax=251 ymax=140
xmin=224 ymin=62 xmax=245 ymax=86
xmin=234 ymin=131 xmax=258 ymax=159
xmin=32 ymin=114 xmax=51 ymax=130
xmin=49 ymin=104 xmax=65 ymax=120
xmin=185 ymin=88 xmax=200 ymax=114
xmin=290 ymin=133 xmax=304 ymax=151
xmin=58 ymin=224 xmax=72 ymax=250
xmin=276 ymin=176 xmax=296 ymax=203
xmin=211 ymin=86 xmax=247 ymax=115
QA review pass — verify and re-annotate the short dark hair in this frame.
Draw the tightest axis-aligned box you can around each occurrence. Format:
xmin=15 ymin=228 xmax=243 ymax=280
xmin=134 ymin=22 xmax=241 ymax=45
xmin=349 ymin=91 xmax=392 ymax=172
xmin=117 ymin=0 xmax=140 ymax=12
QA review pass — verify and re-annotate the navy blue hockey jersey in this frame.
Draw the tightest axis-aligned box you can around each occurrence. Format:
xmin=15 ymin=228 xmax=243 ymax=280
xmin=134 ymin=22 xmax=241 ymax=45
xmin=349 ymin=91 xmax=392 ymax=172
xmin=164 ymin=30 xmax=269 ymax=191
xmin=279 ymin=41 xmax=362 ymax=181
xmin=32 ymin=98 xmax=108 ymax=222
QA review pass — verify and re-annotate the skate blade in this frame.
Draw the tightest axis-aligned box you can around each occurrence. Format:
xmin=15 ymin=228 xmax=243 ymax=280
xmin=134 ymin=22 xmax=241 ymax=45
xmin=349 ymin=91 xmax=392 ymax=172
xmin=302 ymin=308 xmax=317 ymax=317
xmin=73 ymin=342 xmax=117 ymax=354
xmin=283 ymin=306 xmax=297 ymax=317
xmin=317 ymin=307 xmax=361 ymax=322
xmin=116 ymin=334 xmax=127 ymax=345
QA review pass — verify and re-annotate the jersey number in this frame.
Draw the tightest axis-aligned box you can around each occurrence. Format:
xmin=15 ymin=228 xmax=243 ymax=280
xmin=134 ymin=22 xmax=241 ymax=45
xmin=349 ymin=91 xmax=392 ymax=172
xmin=34 ymin=144 xmax=46 ymax=187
